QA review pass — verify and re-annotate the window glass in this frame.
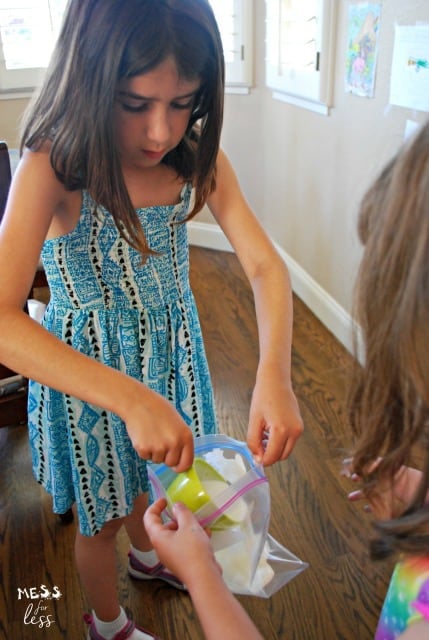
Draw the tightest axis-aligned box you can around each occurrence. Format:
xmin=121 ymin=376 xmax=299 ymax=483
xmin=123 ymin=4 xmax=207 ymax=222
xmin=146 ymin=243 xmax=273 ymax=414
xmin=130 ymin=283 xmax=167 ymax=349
xmin=0 ymin=0 xmax=66 ymax=69
xmin=209 ymin=0 xmax=236 ymax=64
xmin=210 ymin=0 xmax=253 ymax=88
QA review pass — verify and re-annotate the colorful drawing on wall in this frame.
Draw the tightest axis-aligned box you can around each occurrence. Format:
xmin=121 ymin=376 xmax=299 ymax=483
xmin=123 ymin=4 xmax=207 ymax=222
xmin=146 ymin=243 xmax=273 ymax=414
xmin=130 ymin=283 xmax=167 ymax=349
xmin=407 ymin=57 xmax=429 ymax=72
xmin=390 ymin=25 xmax=429 ymax=112
xmin=345 ymin=3 xmax=382 ymax=98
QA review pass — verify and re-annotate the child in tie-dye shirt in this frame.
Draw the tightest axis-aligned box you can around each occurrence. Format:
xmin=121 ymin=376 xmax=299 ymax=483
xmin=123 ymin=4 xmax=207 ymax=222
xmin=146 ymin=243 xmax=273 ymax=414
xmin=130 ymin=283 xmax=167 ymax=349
xmin=375 ymin=556 xmax=429 ymax=639
xmin=344 ymin=121 xmax=429 ymax=640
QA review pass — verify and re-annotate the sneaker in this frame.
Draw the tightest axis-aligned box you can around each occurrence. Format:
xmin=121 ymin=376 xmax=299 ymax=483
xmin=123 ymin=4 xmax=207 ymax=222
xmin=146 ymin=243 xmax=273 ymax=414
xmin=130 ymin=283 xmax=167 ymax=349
xmin=127 ymin=551 xmax=186 ymax=591
xmin=84 ymin=613 xmax=161 ymax=640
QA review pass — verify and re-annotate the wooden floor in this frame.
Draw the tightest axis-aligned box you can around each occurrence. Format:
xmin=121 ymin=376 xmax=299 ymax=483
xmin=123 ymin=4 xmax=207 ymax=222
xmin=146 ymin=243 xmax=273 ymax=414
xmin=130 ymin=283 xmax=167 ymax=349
xmin=0 ymin=247 xmax=393 ymax=640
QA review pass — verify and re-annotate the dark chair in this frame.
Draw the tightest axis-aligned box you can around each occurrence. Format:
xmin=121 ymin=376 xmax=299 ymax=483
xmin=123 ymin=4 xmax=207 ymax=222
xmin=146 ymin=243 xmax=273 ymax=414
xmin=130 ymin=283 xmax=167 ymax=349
xmin=0 ymin=141 xmax=11 ymax=215
xmin=0 ymin=141 xmax=73 ymax=524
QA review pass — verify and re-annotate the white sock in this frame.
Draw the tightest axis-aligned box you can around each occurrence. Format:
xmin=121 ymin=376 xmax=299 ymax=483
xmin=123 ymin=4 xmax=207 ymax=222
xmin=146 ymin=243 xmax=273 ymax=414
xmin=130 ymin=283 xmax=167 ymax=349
xmin=130 ymin=545 xmax=158 ymax=566
xmin=92 ymin=606 xmax=154 ymax=640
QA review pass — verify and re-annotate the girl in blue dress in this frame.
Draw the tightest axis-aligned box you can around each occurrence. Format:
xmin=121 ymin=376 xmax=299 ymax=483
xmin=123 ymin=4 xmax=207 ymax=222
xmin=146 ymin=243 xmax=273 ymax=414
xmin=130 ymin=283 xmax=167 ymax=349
xmin=0 ymin=1 xmax=303 ymax=638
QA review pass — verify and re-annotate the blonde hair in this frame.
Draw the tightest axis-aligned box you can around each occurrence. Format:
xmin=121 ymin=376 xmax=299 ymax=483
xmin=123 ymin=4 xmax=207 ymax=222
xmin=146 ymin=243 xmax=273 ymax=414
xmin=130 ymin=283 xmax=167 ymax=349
xmin=348 ymin=122 xmax=429 ymax=559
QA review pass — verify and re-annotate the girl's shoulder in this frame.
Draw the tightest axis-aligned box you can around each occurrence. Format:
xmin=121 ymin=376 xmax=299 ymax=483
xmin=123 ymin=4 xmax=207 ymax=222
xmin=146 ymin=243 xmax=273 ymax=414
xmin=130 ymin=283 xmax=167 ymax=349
xmin=9 ymin=148 xmax=68 ymax=220
xmin=19 ymin=146 xmax=66 ymax=198
xmin=17 ymin=147 xmax=82 ymax=238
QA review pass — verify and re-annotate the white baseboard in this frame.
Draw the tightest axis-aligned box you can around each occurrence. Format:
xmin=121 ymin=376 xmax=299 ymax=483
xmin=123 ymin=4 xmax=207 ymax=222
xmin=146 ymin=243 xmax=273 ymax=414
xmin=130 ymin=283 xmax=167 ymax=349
xmin=188 ymin=220 xmax=357 ymax=355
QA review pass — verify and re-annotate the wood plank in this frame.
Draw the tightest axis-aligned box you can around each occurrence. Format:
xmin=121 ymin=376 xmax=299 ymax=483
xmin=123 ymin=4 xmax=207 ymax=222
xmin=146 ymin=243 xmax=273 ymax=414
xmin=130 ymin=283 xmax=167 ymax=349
xmin=0 ymin=247 xmax=392 ymax=640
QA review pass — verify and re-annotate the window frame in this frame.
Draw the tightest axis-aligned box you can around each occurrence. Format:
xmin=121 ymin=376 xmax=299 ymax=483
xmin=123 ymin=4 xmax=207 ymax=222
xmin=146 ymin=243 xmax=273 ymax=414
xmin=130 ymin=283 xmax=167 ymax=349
xmin=0 ymin=0 xmax=254 ymax=98
xmin=265 ymin=0 xmax=336 ymax=115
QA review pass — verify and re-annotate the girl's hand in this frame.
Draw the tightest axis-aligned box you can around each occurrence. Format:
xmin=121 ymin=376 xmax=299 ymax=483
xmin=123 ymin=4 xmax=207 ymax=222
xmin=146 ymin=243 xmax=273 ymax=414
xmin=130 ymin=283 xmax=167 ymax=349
xmin=247 ymin=366 xmax=303 ymax=466
xmin=342 ymin=458 xmax=423 ymax=520
xmin=123 ymin=385 xmax=194 ymax=473
xmin=144 ymin=498 xmax=221 ymax=588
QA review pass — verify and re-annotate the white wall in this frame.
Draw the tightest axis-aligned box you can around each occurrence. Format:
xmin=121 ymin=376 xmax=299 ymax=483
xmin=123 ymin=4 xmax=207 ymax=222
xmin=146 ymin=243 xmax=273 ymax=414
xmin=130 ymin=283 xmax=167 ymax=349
xmin=2 ymin=0 xmax=429 ymax=350
xmin=196 ymin=0 xmax=429 ymax=350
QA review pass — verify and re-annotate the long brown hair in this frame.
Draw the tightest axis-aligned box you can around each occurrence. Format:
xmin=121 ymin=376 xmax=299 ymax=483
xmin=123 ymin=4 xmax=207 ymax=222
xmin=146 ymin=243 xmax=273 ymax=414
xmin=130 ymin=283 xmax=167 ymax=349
xmin=20 ymin=0 xmax=225 ymax=256
xmin=348 ymin=122 xmax=429 ymax=560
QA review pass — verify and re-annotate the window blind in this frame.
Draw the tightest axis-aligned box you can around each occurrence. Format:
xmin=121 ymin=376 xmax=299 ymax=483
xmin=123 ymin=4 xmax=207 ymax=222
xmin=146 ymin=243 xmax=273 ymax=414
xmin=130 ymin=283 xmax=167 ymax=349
xmin=266 ymin=0 xmax=336 ymax=109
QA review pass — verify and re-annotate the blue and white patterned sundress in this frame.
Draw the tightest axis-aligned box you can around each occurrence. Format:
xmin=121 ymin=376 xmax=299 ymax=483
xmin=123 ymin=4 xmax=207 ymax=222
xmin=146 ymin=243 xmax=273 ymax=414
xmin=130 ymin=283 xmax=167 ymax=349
xmin=27 ymin=184 xmax=217 ymax=536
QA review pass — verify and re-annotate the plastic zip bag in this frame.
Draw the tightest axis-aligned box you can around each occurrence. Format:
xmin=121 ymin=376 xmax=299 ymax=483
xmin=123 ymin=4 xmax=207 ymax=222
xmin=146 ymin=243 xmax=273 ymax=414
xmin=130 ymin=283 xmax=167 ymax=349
xmin=148 ymin=433 xmax=308 ymax=597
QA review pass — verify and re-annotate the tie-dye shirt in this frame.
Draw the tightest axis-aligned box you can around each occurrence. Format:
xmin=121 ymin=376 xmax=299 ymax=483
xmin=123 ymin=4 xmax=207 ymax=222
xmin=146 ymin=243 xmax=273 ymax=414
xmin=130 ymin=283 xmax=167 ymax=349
xmin=375 ymin=556 xmax=429 ymax=639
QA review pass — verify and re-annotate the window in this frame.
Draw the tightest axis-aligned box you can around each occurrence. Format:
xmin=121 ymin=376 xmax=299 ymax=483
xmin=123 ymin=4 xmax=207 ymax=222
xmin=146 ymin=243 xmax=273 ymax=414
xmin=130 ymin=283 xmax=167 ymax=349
xmin=0 ymin=0 xmax=253 ymax=96
xmin=209 ymin=0 xmax=253 ymax=91
xmin=265 ymin=0 xmax=336 ymax=114
xmin=0 ymin=0 xmax=66 ymax=93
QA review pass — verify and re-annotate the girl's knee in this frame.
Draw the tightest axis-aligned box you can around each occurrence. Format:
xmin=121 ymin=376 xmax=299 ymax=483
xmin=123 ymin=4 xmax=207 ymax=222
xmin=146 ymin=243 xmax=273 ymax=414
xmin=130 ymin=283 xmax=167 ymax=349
xmin=77 ymin=517 xmax=124 ymax=544
xmin=98 ymin=517 xmax=125 ymax=540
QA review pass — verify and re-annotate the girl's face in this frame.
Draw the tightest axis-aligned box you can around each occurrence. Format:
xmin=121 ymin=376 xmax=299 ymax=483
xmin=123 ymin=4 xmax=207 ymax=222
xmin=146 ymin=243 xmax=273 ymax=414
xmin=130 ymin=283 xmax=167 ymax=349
xmin=114 ymin=57 xmax=200 ymax=171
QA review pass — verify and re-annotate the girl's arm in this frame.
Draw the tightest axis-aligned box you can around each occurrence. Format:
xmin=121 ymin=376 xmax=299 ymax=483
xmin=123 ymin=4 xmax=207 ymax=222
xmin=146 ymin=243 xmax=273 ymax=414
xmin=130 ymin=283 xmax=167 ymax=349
xmin=144 ymin=499 xmax=264 ymax=640
xmin=0 ymin=149 xmax=193 ymax=471
xmin=207 ymin=149 xmax=303 ymax=465
xmin=399 ymin=621 xmax=429 ymax=639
